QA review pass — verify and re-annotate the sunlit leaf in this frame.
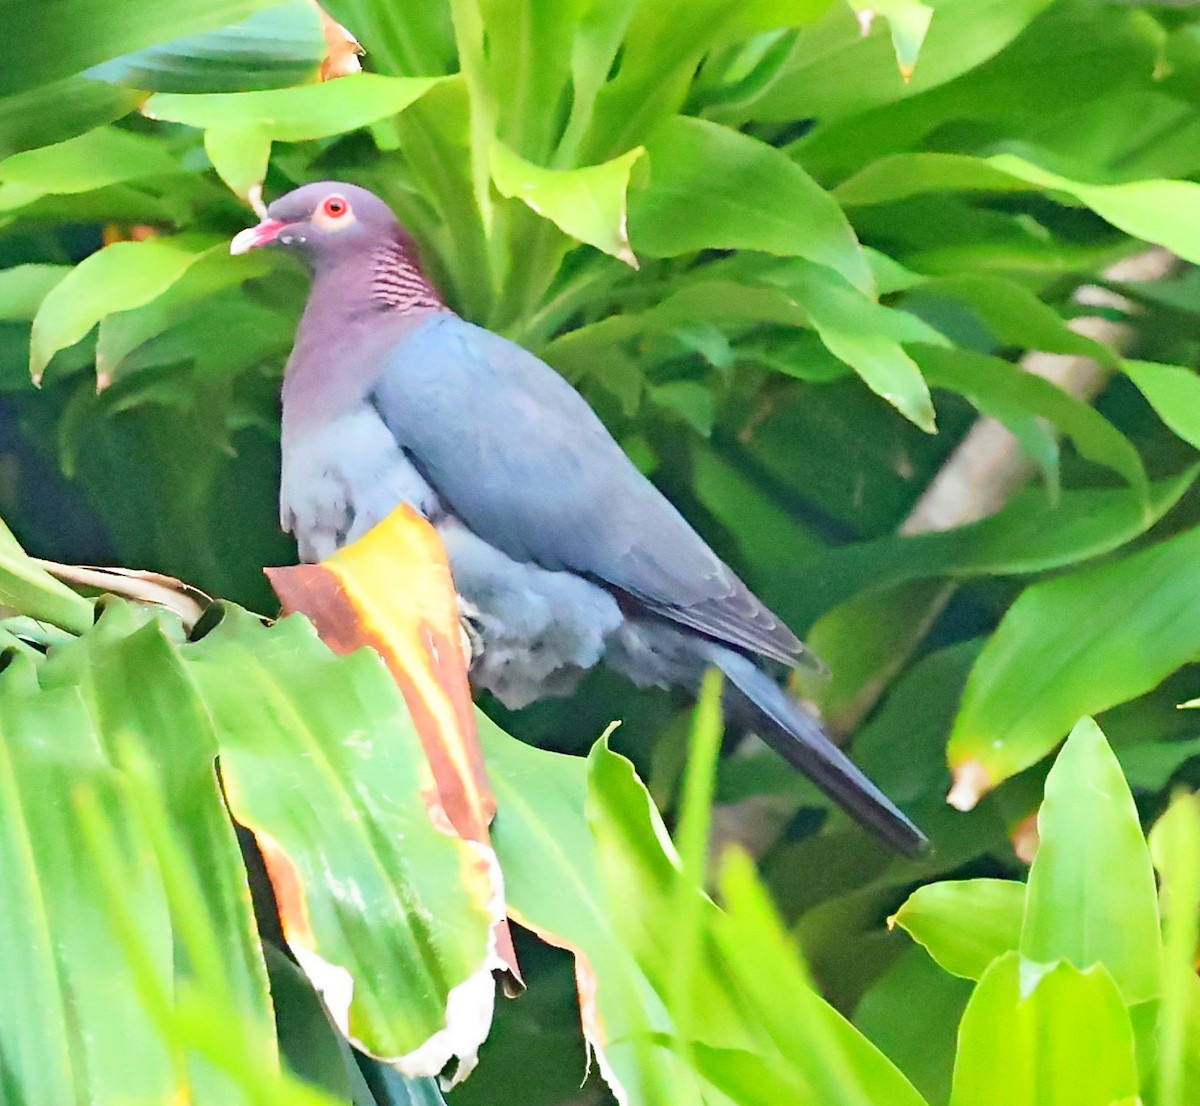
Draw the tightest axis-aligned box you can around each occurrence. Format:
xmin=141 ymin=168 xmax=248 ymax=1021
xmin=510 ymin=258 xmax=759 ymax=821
xmin=630 ymin=116 xmax=874 ymax=295
xmin=949 ymin=953 xmax=1138 ymax=1106
xmin=891 ymin=879 xmax=1024 ymax=980
xmin=948 ymin=528 xmax=1200 ymax=796
xmin=146 ymin=72 xmax=443 ymax=140
xmin=30 ymin=235 xmax=218 ymax=383
xmin=0 ymin=516 xmax=93 ymax=634
xmin=839 ymin=151 xmax=1200 ymax=265
xmin=1123 ymin=360 xmax=1200 ymax=452
xmin=85 ymin=0 xmax=328 ymax=93
xmin=1021 ymin=719 xmax=1161 ymax=1005
xmin=0 ymin=0 xmax=282 ymax=96
xmin=490 ymin=140 xmax=644 ymax=266
xmin=1151 ymin=794 xmax=1200 ymax=1106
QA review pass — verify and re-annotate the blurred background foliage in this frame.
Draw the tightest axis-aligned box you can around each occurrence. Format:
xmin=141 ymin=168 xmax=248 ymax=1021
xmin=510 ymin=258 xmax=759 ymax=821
xmin=5 ymin=0 xmax=1200 ymax=1103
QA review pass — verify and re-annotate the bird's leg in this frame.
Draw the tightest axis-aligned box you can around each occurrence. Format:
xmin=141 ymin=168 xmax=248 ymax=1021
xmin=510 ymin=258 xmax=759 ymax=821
xmin=457 ymin=596 xmax=485 ymax=671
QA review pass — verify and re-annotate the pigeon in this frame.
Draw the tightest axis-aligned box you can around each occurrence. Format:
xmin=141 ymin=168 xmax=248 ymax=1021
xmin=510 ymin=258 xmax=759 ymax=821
xmin=232 ymin=181 xmax=926 ymax=854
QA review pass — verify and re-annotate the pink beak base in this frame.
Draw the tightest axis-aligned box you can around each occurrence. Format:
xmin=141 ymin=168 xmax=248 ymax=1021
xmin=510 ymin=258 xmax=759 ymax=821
xmin=230 ymin=218 xmax=287 ymax=255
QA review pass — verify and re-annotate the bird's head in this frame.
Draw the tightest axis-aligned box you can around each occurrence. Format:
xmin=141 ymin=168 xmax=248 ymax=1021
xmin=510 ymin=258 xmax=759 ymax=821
xmin=230 ymin=181 xmax=405 ymax=267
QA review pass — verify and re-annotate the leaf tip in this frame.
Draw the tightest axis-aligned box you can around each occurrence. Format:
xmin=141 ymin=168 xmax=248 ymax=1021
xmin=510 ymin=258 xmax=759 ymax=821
xmin=947 ymin=758 xmax=991 ymax=811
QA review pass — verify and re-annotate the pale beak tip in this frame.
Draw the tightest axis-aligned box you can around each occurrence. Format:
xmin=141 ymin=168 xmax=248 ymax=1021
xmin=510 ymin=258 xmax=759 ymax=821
xmin=230 ymin=226 xmax=260 ymax=256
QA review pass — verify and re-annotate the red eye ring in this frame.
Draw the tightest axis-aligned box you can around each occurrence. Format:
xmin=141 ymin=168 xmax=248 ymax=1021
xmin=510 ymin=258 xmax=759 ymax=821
xmin=322 ymin=195 xmax=349 ymax=218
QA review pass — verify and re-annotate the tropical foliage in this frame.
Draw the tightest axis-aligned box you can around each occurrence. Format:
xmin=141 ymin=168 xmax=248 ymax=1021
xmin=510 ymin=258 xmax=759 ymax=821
xmin=3 ymin=0 xmax=1200 ymax=1103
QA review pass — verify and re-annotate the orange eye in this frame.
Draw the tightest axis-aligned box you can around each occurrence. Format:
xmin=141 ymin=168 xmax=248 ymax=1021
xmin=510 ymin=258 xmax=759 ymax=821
xmin=322 ymin=195 xmax=348 ymax=218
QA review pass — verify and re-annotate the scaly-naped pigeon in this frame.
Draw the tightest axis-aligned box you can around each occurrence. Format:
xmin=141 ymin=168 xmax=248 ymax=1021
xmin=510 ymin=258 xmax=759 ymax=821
xmin=232 ymin=182 xmax=926 ymax=854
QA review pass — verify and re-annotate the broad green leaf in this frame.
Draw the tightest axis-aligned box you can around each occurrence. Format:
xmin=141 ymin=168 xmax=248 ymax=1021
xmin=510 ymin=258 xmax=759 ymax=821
xmin=0 ymin=126 xmax=182 ymax=202
xmin=891 ymin=879 xmax=1024 ymax=980
xmin=482 ymin=715 xmax=702 ymax=1106
xmin=715 ymin=852 xmax=929 ymax=1106
xmin=1123 ymin=360 xmax=1200 ymax=451
xmin=948 ymin=526 xmax=1200 ymax=793
xmin=838 ymin=151 xmax=1200 ymax=265
xmin=1 ymin=0 xmax=282 ymax=96
xmin=95 ymin=246 xmax=273 ymax=385
xmin=742 ymin=0 xmax=1055 ymax=124
xmin=854 ymin=947 xmax=972 ymax=1106
xmin=144 ymin=73 xmax=445 ymax=143
xmin=720 ymin=0 xmax=834 ymax=40
xmin=83 ymin=1 xmax=327 ymax=93
xmin=204 ymin=125 xmax=271 ymax=201
xmin=630 ymin=116 xmax=873 ymax=295
xmin=1151 ymin=794 xmax=1200 ymax=1106
xmin=490 ymin=140 xmax=644 ymax=265
xmin=30 ymin=235 xmax=217 ymax=382
xmin=917 ymin=346 xmax=1148 ymax=495
xmin=1021 ymin=719 xmax=1161 ymax=1005
xmin=594 ymin=731 xmax=929 ymax=1106
xmin=949 ymin=953 xmax=1138 ymax=1106
xmin=38 ymin=604 xmax=278 ymax=1100
xmin=835 ymin=153 xmax=1043 ymax=207
xmin=795 ymin=469 xmax=1194 ymax=621
xmin=0 ymin=516 xmax=93 ymax=634
xmin=779 ymin=262 xmax=938 ymax=429
xmin=0 ymin=78 xmax=145 ymax=161
xmin=0 ymin=264 xmax=70 ymax=322
xmin=188 ymin=607 xmax=499 ymax=1079
xmin=990 ymin=154 xmax=1200 ymax=266
xmin=916 ymin=274 xmax=1117 ymax=366
xmin=0 ymin=666 xmax=179 ymax=1104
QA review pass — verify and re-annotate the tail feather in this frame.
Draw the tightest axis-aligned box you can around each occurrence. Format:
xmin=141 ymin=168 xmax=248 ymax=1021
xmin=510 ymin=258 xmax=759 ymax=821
xmin=711 ymin=649 xmax=927 ymax=856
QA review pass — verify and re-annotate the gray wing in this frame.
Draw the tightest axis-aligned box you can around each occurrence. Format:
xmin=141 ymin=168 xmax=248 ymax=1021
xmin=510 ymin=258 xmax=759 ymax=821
xmin=369 ymin=314 xmax=810 ymax=668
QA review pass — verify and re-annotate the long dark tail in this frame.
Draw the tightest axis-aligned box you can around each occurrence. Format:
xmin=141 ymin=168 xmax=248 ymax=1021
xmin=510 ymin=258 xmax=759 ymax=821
xmin=710 ymin=648 xmax=927 ymax=856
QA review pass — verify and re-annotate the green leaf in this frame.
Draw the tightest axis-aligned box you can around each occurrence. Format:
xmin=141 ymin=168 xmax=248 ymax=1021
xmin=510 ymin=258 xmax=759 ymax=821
xmin=854 ymin=947 xmax=972 ymax=1106
xmin=916 ymin=274 xmax=1117 ymax=366
xmin=775 ymin=261 xmax=937 ymax=429
xmin=917 ymin=346 xmax=1148 ymax=494
xmin=144 ymin=72 xmax=445 ymax=142
xmin=797 ymin=469 xmax=1194 ymax=621
xmin=715 ymin=852 xmax=930 ymax=1106
xmin=30 ymin=235 xmax=217 ymax=383
xmin=630 ymin=116 xmax=873 ymax=295
xmin=1151 ymin=795 xmax=1200 ymax=1106
xmin=0 ymin=78 xmax=145 ymax=162
xmin=0 ymin=516 xmax=93 ymax=634
xmin=38 ymin=604 xmax=278 ymax=1079
xmin=1123 ymin=360 xmax=1200 ymax=451
xmin=948 ymin=526 xmax=1200 ymax=792
xmin=848 ymin=0 xmax=934 ymax=79
xmin=95 ymin=246 xmax=274 ymax=385
xmin=1021 ymin=719 xmax=1162 ymax=1005
xmin=0 ymin=126 xmax=182 ymax=205
xmin=490 ymin=140 xmax=644 ymax=265
xmin=1 ymin=0 xmax=282 ymax=96
xmin=835 ymin=152 xmax=1043 ymax=207
xmin=82 ymin=0 xmax=327 ymax=93
xmin=740 ymin=0 xmax=1055 ymax=124
xmin=482 ymin=715 xmax=704 ymax=1106
xmin=891 ymin=879 xmax=1025 ymax=980
xmin=187 ymin=608 xmax=500 ymax=1078
xmin=0 ymin=264 xmax=70 ymax=322
xmin=838 ymin=151 xmax=1200 ymax=266
xmin=204 ymin=125 xmax=271 ymax=201
xmin=949 ymin=953 xmax=1138 ymax=1106
xmin=0 ymin=665 xmax=180 ymax=1103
